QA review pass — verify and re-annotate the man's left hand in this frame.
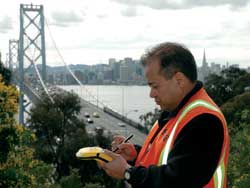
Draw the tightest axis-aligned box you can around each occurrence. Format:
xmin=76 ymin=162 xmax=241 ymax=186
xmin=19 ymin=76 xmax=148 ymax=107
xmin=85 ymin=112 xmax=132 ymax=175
xmin=98 ymin=149 xmax=131 ymax=179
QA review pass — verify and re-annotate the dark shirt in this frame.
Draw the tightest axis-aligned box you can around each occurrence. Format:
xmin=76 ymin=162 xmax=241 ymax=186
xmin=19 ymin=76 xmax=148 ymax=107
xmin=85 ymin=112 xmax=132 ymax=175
xmin=128 ymin=81 xmax=224 ymax=188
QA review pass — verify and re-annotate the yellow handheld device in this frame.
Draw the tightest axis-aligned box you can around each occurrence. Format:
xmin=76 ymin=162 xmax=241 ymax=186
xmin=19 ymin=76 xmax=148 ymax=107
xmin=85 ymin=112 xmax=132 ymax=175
xmin=76 ymin=147 xmax=112 ymax=163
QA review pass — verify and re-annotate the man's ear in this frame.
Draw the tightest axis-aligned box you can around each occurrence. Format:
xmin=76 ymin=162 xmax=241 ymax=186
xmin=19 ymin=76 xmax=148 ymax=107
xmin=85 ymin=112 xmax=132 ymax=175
xmin=173 ymin=72 xmax=186 ymax=89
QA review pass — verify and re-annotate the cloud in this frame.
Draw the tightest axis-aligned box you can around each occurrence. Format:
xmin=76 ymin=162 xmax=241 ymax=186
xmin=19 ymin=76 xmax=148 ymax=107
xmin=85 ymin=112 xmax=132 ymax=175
xmin=245 ymin=21 xmax=250 ymax=32
xmin=112 ymin=0 xmax=250 ymax=10
xmin=186 ymin=0 xmax=250 ymax=10
xmin=121 ymin=6 xmax=138 ymax=17
xmin=50 ymin=10 xmax=85 ymax=27
xmin=0 ymin=16 xmax=13 ymax=33
xmin=97 ymin=14 xmax=108 ymax=19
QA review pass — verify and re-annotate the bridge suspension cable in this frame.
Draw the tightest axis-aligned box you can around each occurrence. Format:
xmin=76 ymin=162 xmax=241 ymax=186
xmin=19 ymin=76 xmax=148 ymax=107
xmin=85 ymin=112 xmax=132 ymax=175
xmin=32 ymin=60 xmax=55 ymax=103
xmin=27 ymin=34 xmax=55 ymax=104
xmin=44 ymin=18 xmax=119 ymax=111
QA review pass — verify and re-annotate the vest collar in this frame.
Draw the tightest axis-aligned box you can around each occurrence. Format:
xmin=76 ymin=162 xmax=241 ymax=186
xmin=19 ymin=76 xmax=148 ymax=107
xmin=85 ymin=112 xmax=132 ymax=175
xmin=158 ymin=81 xmax=203 ymax=128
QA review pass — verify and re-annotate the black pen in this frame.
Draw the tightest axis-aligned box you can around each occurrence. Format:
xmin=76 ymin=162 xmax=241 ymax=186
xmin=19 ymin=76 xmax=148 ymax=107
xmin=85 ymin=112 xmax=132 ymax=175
xmin=112 ymin=134 xmax=134 ymax=152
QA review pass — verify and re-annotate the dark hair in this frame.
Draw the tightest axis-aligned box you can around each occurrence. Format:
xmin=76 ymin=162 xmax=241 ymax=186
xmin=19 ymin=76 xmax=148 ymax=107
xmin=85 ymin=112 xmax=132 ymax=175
xmin=141 ymin=42 xmax=197 ymax=82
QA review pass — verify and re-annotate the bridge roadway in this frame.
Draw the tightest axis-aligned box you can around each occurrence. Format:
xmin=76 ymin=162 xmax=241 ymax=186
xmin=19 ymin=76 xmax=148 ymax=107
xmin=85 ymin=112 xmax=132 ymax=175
xmin=21 ymin=83 xmax=147 ymax=145
xmin=78 ymin=98 xmax=147 ymax=145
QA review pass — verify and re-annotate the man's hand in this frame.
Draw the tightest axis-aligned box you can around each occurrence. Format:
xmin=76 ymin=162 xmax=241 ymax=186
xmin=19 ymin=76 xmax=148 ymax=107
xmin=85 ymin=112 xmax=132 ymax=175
xmin=111 ymin=135 xmax=137 ymax=161
xmin=98 ymin=149 xmax=131 ymax=179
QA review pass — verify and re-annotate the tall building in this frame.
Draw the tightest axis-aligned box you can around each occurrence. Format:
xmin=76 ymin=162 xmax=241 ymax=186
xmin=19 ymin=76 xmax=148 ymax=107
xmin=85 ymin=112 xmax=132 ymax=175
xmin=210 ymin=62 xmax=221 ymax=74
xmin=103 ymin=67 xmax=113 ymax=82
xmin=247 ymin=67 xmax=250 ymax=73
xmin=230 ymin=64 xmax=240 ymax=68
xmin=198 ymin=49 xmax=211 ymax=82
xmin=124 ymin=57 xmax=136 ymax=81
xmin=202 ymin=49 xmax=208 ymax=68
xmin=120 ymin=63 xmax=129 ymax=83
xmin=108 ymin=58 xmax=116 ymax=66
xmin=97 ymin=71 xmax=104 ymax=84
xmin=111 ymin=62 xmax=120 ymax=81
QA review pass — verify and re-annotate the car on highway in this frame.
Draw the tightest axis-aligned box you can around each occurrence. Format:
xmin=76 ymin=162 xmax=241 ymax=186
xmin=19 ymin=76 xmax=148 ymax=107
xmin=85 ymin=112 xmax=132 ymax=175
xmin=84 ymin=112 xmax=90 ymax=118
xmin=94 ymin=126 xmax=104 ymax=134
xmin=87 ymin=118 xmax=94 ymax=123
xmin=93 ymin=112 xmax=100 ymax=118
xmin=118 ymin=122 xmax=126 ymax=127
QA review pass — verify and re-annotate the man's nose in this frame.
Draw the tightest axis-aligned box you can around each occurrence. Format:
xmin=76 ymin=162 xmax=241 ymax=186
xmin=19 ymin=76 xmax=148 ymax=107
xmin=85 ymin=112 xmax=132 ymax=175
xmin=150 ymin=89 xmax=156 ymax=98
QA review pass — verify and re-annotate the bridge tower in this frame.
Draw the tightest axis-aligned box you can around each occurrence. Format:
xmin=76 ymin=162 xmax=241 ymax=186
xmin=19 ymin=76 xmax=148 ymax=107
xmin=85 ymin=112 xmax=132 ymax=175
xmin=8 ymin=39 xmax=19 ymax=71
xmin=19 ymin=4 xmax=47 ymax=125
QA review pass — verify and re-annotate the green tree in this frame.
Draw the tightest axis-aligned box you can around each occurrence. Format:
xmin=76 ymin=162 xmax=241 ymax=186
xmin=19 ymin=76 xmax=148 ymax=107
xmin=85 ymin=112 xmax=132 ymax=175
xmin=0 ymin=77 xmax=19 ymax=163
xmin=59 ymin=168 xmax=82 ymax=188
xmin=227 ymin=109 xmax=250 ymax=188
xmin=0 ymin=62 xmax=11 ymax=85
xmin=0 ymin=125 xmax=54 ymax=188
xmin=27 ymin=91 xmax=120 ymax=188
xmin=204 ymin=66 xmax=249 ymax=106
xmin=204 ymin=74 xmax=229 ymax=106
xmin=220 ymin=67 xmax=247 ymax=81
xmin=27 ymin=91 xmax=89 ymax=180
xmin=220 ymin=92 xmax=250 ymax=136
xmin=139 ymin=108 xmax=160 ymax=132
xmin=0 ymin=74 xmax=53 ymax=188
xmin=231 ymin=73 xmax=250 ymax=96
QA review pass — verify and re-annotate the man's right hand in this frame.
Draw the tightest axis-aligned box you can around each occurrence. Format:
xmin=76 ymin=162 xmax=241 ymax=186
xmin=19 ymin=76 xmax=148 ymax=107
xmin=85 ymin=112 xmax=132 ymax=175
xmin=111 ymin=135 xmax=137 ymax=161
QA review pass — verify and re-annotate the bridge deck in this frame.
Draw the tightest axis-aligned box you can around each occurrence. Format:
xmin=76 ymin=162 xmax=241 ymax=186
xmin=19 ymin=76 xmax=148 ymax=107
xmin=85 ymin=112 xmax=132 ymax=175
xmin=21 ymin=84 xmax=147 ymax=145
xmin=79 ymin=97 xmax=147 ymax=145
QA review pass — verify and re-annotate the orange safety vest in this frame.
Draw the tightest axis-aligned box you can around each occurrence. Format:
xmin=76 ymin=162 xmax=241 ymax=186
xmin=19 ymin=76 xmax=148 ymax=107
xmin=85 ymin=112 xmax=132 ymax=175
xmin=135 ymin=88 xmax=229 ymax=188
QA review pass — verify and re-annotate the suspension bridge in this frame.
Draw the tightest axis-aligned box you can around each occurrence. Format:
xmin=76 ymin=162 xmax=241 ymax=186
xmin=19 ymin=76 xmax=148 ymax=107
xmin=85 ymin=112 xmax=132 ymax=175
xmin=3 ymin=4 xmax=146 ymax=144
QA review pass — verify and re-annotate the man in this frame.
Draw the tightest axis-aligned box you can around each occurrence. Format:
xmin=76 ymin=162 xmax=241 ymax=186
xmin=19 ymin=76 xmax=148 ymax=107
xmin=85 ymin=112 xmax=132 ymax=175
xmin=99 ymin=42 xmax=229 ymax=188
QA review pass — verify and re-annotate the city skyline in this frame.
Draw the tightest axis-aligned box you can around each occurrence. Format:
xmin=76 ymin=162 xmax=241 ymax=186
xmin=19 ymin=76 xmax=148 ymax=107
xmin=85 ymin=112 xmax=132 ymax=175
xmin=0 ymin=0 xmax=250 ymax=68
xmin=30 ymin=54 xmax=248 ymax=86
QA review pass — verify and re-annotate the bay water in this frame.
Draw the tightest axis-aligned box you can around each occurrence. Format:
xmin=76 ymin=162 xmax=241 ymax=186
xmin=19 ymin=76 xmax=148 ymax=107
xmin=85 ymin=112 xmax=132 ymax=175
xmin=60 ymin=85 xmax=158 ymax=123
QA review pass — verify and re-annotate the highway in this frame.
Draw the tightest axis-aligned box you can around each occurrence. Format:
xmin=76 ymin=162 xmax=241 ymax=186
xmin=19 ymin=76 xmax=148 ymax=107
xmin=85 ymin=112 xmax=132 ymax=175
xmin=22 ymin=84 xmax=147 ymax=145
xmin=79 ymin=99 xmax=147 ymax=145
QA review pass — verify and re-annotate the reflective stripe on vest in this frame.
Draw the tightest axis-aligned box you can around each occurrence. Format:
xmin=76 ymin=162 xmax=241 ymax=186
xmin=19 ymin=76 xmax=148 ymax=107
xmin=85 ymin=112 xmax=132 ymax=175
xmin=150 ymin=121 xmax=158 ymax=132
xmin=158 ymin=99 xmax=220 ymax=165
xmin=214 ymin=152 xmax=226 ymax=188
xmin=157 ymin=99 xmax=227 ymax=188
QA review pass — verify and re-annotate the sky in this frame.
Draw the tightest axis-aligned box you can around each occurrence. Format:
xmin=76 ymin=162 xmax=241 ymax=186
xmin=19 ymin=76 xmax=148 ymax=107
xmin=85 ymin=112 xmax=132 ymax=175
xmin=0 ymin=0 xmax=250 ymax=68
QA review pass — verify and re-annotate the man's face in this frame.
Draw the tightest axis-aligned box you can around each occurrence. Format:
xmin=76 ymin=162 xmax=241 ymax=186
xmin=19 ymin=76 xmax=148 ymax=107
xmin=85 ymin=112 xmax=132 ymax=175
xmin=145 ymin=61 xmax=182 ymax=111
